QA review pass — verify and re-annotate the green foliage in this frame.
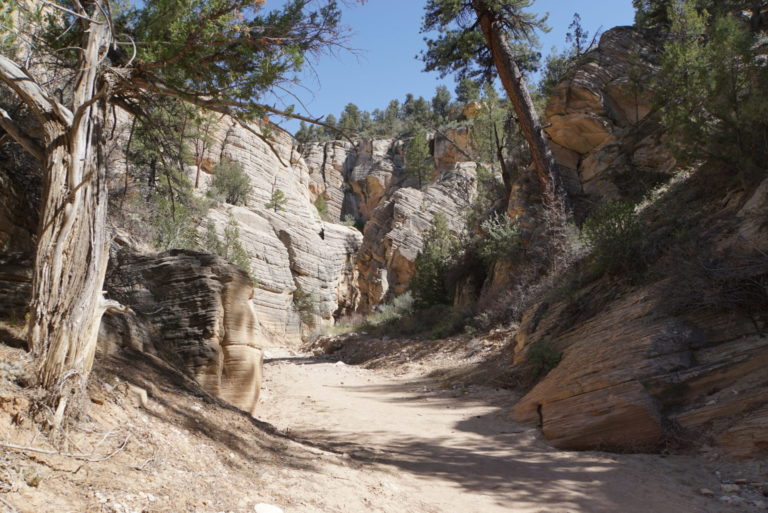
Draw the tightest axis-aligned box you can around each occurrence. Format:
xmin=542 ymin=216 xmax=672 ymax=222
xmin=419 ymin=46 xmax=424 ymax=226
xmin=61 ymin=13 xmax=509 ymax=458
xmin=431 ymin=85 xmax=453 ymax=121
xmin=293 ymin=284 xmax=318 ymax=326
xmin=420 ymin=0 xmax=546 ymax=84
xmin=125 ymin=98 xmax=211 ymax=251
xmin=115 ymin=0 xmax=343 ymax=118
xmin=314 ymin=194 xmax=329 ymax=219
xmin=208 ymin=159 xmax=252 ymax=206
xmin=538 ymin=49 xmax=573 ymax=99
xmin=470 ymin=83 xmax=509 ymax=163
xmin=466 ymin=166 xmax=506 ymax=229
xmin=148 ymin=191 xmax=203 ymax=250
xmin=204 ymin=213 xmax=253 ymax=278
xmin=455 ymin=78 xmax=481 ymax=104
xmin=633 ymin=0 xmax=672 ymax=28
xmin=338 ymin=103 xmax=372 ymax=135
xmin=527 ymin=339 xmax=562 ymax=379
xmin=410 ymin=213 xmax=460 ymax=309
xmin=655 ymin=1 xmax=768 ymax=178
xmin=404 ymin=126 xmax=433 ymax=187
xmin=582 ymin=201 xmax=644 ymax=276
xmin=477 ymin=212 xmax=520 ymax=264
xmin=266 ymin=186 xmax=288 ymax=212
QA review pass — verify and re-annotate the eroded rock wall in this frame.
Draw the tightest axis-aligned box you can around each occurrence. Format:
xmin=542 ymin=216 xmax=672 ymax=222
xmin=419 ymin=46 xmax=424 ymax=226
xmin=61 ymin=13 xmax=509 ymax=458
xmin=101 ymin=248 xmax=265 ymax=415
xmin=200 ymin=121 xmax=363 ymax=343
xmin=505 ymin=26 xmax=768 ymax=457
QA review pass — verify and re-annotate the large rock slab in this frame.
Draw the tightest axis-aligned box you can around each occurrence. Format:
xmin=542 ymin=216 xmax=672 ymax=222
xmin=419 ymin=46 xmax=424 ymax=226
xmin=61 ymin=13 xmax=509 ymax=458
xmin=101 ymin=248 xmax=265 ymax=415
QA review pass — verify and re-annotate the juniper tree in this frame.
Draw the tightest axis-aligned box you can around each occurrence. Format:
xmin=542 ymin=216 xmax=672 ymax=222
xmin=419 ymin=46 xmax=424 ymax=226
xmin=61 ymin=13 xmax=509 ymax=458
xmin=0 ymin=0 xmax=352 ymax=429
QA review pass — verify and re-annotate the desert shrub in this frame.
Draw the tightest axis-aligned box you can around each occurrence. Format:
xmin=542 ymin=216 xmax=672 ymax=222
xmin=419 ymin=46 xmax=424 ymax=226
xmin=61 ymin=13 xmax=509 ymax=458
xmin=265 ymin=187 xmax=288 ymax=212
xmin=293 ymin=284 xmax=319 ymax=327
xmin=203 ymin=213 xmax=253 ymax=278
xmin=410 ymin=213 xmax=460 ymax=309
xmin=527 ymin=339 xmax=562 ymax=379
xmin=582 ymin=201 xmax=644 ymax=276
xmin=477 ymin=212 xmax=520 ymax=264
xmin=208 ymin=159 xmax=252 ymax=206
xmin=314 ymin=195 xmax=329 ymax=219
xmin=149 ymin=192 xmax=204 ymax=250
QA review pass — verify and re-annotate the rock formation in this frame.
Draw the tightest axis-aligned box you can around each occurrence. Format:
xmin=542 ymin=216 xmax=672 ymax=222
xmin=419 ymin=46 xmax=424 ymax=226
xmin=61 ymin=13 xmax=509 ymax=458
xmin=506 ymin=26 xmax=768 ymax=457
xmin=200 ymin=121 xmax=363 ymax=343
xmin=545 ymin=26 xmax=676 ymax=214
xmin=100 ymin=248 xmax=265 ymax=415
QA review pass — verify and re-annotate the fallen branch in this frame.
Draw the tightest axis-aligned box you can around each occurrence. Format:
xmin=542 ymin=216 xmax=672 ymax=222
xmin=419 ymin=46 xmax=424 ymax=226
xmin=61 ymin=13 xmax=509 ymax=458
xmin=0 ymin=433 xmax=130 ymax=462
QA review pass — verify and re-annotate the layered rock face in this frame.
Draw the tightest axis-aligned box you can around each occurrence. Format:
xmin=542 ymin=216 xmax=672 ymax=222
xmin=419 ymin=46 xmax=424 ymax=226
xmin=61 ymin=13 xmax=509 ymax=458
xmin=545 ymin=27 xmax=676 ymax=213
xmin=302 ymin=134 xmax=478 ymax=311
xmin=506 ymin=26 xmax=768 ymax=456
xmin=101 ymin=248 xmax=265 ymax=415
xmin=356 ymin=162 xmax=478 ymax=310
xmin=510 ymin=182 xmax=768 ymax=456
xmin=200 ymin=121 xmax=363 ymax=343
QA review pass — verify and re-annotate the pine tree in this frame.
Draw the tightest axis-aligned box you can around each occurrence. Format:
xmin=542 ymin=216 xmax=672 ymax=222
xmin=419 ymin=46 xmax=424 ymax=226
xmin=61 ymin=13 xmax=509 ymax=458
xmin=421 ymin=0 xmax=565 ymax=210
xmin=404 ymin=126 xmax=433 ymax=188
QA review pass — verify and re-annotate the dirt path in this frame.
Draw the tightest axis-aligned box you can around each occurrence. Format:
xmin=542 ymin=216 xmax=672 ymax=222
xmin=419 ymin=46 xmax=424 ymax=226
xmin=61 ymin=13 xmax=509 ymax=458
xmin=256 ymin=347 xmax=751 ymax=513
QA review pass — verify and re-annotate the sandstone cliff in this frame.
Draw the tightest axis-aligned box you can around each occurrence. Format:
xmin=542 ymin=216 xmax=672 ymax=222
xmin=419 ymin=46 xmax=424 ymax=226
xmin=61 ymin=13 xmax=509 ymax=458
xmin=504 ymin=26 xmax=768 ymax=457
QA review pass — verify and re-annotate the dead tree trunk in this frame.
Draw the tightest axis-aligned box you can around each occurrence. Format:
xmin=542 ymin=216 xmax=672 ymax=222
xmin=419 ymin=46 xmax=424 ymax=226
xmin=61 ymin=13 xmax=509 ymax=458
xmin=0 ymin=10 xmax=113 ymax=430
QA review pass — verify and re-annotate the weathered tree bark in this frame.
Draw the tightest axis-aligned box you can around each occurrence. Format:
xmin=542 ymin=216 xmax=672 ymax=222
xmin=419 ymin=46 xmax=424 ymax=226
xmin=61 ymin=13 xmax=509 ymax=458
xmin=0 ymin=10 xmax=113 ymax=429
xmin=472 ymin=1 xmax=564 ymax=207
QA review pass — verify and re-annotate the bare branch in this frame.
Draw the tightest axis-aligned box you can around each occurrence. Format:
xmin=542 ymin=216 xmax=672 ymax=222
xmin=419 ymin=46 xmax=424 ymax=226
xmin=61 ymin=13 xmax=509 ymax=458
xmin=0 ymin=55 xmax=73 ymax=126
xmin=0 ymin=107 xmax=44 ymax=161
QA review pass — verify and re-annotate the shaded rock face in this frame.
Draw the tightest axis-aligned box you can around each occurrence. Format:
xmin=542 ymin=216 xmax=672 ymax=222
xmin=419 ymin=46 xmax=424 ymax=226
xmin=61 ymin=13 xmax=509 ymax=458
xmin=356 ymin=162 xmax=478 ymax=311
xmin=100 ymin=248 xmax=264 ymax=415
xmin=545 ymin=26 xmax=675 ymax=215
xmin=510 ymin=175 xmax=768 ymax=456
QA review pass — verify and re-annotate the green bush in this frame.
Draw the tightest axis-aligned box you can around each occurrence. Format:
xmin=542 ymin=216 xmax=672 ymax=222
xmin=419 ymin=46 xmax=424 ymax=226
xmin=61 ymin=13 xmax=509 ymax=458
xmin=477 ymin=212 xmax=520 ymax=264
xmin=208 ymin=159 xmax=252 ymax=206
xmin=582 ymin=201 xmax=643 ymax=276
xmin=527 ymin=339 xmax=562 ymax=379
xmin=293 ymin=284 xmax=318 ymax=327
xmin=410 ymin=213 xmax=460 ymax=309
xmin=314 ymin=195 xmax=329 ymax=219
xmin=203 ymin=213 xmax=253 ymax=278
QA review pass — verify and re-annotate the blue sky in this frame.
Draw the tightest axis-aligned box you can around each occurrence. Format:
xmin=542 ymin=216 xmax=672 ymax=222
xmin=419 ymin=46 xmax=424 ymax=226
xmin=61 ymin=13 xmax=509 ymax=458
xmin=267 ymin=0 xmax=636 ymax=133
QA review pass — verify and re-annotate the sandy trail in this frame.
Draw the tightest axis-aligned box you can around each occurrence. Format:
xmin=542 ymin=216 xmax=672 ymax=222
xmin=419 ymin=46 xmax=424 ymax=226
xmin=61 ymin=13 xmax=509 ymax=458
xmin=256 ymin=347 xmax=739 ymax=513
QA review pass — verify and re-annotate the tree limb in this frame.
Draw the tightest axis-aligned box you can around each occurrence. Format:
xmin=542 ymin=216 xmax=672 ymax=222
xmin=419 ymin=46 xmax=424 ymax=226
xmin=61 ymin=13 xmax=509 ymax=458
xmin=0 ymin=55 xmax=73 ymax=127
xmin=0 ymin=107 xmax=44 ymax=161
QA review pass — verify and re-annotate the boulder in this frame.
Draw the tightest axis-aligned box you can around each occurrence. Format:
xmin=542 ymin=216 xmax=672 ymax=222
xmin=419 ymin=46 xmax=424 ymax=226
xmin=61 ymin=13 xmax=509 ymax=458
xmin=101 ymin=248 xmax=265 ymax=415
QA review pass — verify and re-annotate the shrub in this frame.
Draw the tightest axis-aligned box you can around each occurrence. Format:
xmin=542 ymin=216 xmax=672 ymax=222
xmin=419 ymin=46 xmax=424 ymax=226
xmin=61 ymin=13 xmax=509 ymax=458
xmin=265 ymin=187 xmax=288 ymax=212
xmin=527 ymin=339 xmax=562 ymax=379
xmin=203 ymin=213 xmax=253 ymax=278
xmin=314 ymin=194 xmax=329 ymax=219
xmin=208 ymin=159 xmax=252 ymax=206
xmin=149 ymin=192 xmax=202 ymax=250
xmin=410 ymin=213 xmax=460 ymax=309
xmin=477 ymin=212 xmax=520 ymax=264
xmin=293 ymin=284 xmax=318 ymax=327
xmin=582 ymin=201 xmax=643 ymax=276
